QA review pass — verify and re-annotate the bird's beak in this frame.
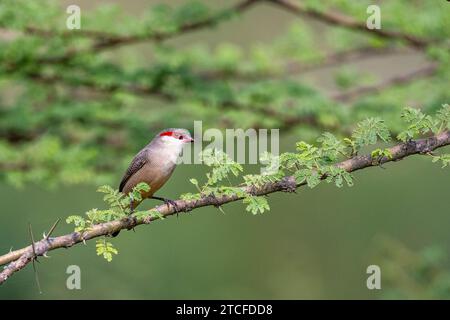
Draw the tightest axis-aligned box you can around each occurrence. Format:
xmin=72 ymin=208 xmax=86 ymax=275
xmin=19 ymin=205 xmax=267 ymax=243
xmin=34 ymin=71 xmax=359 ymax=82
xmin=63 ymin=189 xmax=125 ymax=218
xmin=187 ymin=137 xmax=194 ymax=143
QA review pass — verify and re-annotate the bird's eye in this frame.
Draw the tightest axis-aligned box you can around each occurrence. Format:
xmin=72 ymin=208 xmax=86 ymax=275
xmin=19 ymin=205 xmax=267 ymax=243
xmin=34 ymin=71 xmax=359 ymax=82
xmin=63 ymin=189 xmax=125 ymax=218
xmin=179 ymin=135 xmax=184 ymax=140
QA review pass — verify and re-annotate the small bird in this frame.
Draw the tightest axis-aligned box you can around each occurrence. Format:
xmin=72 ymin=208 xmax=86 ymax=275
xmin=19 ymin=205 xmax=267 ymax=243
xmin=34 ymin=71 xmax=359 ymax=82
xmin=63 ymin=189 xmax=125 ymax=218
xmin=119 ymin=128 xmax=194 ymax=212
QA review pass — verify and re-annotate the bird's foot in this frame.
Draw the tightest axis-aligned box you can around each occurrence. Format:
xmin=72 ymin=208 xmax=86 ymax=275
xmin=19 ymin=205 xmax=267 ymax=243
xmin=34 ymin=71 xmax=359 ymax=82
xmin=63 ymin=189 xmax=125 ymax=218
xmin=164 ymin=199 xmax=179 ymax=215
xmin=151 ymin=196 xmax=180 ymax=215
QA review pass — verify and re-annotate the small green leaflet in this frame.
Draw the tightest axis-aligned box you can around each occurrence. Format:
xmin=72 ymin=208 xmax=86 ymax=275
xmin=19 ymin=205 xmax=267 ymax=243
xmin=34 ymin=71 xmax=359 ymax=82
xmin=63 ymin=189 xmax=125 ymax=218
xmin=96 ymin=239 xmax=118 ymax=262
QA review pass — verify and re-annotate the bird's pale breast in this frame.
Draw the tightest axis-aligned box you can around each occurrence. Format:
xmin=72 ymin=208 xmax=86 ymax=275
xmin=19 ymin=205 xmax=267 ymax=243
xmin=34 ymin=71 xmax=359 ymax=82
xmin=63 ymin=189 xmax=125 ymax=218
xmin=122 ymin=151 xmax=177 ymax=198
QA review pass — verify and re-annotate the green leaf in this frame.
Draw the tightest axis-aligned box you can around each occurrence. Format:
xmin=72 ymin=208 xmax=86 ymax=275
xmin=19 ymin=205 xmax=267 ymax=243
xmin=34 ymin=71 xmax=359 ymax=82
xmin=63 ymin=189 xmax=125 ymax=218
xmin=135 ymin=182 xmax=151 ymax=193
xmin=149 ymin=209 xmax=165 ymax=220
xmin=97 ymin=185 xmax=116 ymax=194
xmin=397 ymin=107 xmax=438 ymax=141
xmin=243 ymin=195 xmax=270 ymax=215
xmin=343 ymin=138 xmax=357 ymax=155
xmin=432 ymin=154 xmax=450 ymax=168
xmin=66 ymin=215 xmax=87 ymax=232
xmin=95 ymin=239 xmax=118 ymax=262
xmin=130 ymin=182 xmax=150 ymax=202
xmin=352 ymin=118 xmax=391 ymax=149
xmin=321 ymin=166 xmax=353 ymax=188
xmin=200 ymin=148 xmax=243 ymax=187
xmin=317 ymin=132 xmax=346 ymax=161
xmin=180 ymin=192 xmax=202 ymax=201
xmin=306 ymin=171 xmax=321 ymax=188
xmin=437 ymin=104 xmax=450 ymax=132
xmin=371 ymin=148 xmax=393 ymax=160
xmin=243 ymin=171 xmax=284 ymax=188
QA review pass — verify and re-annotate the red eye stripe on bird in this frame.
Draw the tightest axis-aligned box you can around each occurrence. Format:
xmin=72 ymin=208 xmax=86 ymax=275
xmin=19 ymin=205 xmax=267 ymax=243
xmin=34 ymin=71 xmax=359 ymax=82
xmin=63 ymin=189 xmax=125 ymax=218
xmin=112 ymin=128 xmax=193 ymax=236
xmin=159 ymin=130 xmax=194 ymax=142
xmin=159 ymin=131 xmax=173 ymax=137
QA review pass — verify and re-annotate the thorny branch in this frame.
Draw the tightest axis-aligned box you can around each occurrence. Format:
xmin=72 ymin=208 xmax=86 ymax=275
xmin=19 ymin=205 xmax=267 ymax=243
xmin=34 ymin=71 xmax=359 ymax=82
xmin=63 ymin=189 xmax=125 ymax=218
xmin=1 ymin=130 xmax=449 ymax=285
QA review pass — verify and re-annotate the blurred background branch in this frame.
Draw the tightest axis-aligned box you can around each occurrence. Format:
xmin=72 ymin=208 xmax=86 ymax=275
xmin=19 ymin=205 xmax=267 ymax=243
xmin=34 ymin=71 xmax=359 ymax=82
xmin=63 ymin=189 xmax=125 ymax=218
xmin=267 ymin=0 xmax=434 ymax=48
xmin=0 ymin=0 xmax=448 ymax=188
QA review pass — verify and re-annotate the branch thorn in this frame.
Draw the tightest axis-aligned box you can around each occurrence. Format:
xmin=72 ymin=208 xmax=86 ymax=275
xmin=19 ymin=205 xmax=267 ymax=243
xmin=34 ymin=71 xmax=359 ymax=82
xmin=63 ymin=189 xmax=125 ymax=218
xmin=28 ymin=223 xmax=42 ymax=294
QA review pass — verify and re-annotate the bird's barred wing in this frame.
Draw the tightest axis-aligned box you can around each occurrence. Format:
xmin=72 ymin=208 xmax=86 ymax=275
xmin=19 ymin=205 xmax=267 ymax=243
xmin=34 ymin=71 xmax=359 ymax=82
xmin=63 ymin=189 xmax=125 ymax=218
xmin=119 ymin=148 xmax=149 ymax=192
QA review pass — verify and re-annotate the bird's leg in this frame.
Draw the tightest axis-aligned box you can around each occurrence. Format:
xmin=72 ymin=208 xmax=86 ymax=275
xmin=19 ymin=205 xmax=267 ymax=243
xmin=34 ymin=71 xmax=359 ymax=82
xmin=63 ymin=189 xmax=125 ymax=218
xmin=151 ymin=196 xmax=180 ymax=215
xmin=129 ymin=193 xmax=134 ymax=214
xmin=112 ymin=194 xmax=135 ymax=237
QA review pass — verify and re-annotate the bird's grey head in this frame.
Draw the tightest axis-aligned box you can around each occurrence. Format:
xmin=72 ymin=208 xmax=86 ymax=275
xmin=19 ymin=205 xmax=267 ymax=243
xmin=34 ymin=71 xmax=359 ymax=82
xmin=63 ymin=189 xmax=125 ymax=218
xmin=150 ymin=128 xmax=193 ymax=162
xmin=155 ymin=128 xmax=193 ymax=143
xmin=151 ymin=128 xmax=194 ymax=153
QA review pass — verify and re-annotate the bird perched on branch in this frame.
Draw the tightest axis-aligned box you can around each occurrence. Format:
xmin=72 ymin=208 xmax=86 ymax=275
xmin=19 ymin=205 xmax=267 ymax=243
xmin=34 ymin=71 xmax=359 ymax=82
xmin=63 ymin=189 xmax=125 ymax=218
xmin=119 ymin=128 xmax=194 ymax=212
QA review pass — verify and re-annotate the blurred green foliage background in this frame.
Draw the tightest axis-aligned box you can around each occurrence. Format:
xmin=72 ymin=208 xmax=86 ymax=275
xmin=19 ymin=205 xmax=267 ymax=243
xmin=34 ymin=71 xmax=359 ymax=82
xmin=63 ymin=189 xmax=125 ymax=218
xmin=0 ymin=0 xmax=449 ymax=299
